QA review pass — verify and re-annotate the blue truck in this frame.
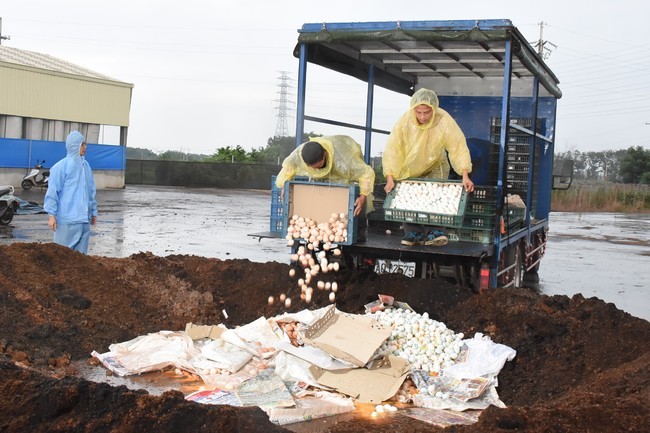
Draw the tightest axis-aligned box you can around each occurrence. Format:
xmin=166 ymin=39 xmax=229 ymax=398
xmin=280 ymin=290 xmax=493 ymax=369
xmin=276 ymin=19 xmax=571 ymax=291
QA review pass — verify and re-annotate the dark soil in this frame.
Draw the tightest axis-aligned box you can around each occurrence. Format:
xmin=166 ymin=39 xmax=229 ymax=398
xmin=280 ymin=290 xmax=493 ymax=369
xmin=1 ymin=242 xmax=648 ymax=432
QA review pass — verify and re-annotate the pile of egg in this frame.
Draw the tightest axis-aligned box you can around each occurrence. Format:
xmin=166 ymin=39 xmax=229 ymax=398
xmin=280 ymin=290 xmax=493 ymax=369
xmin=370 ymin=308 xmax=464 ymax=374
xmin=285 ymin=212 xmax=349 ymax=250
xmin=286 ymin=244 xmax=341 ymax=305
xmin=388 ymin=181 xmax=463 ymax=215
xmin=277 ymin=213 xmax=347 ymax=307
xmin=370 ymin=403 xmax=399 ymax=417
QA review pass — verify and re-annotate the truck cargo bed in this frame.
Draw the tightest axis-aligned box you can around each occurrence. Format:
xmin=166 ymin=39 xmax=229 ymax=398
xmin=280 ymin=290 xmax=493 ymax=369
xmin=344 ymin=226 xmax=494 ymax=261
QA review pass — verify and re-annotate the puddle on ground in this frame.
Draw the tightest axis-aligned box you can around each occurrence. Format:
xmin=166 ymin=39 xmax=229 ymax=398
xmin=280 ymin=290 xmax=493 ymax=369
xmin=74 ymin=361 xmax=204 ymax=396
xmin=75 ymin=360 xmax=408 ymax=433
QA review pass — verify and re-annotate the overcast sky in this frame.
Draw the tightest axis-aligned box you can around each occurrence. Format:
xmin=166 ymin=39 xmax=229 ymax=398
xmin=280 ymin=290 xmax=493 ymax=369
xmin=2 ymin=1 xmax=649 ymax=157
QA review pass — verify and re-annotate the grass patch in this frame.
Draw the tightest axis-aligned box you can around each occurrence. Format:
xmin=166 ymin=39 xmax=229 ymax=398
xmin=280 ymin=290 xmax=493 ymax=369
xmin=552 ymin=182 xmax=650 ymax=212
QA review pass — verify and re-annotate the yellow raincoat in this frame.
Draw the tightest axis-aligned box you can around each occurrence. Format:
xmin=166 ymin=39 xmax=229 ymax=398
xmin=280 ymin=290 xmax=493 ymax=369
xmin=383 ymin=88 xmax=472 ymax=180
xmin=275 ymin=135 xmax=375 ymax=209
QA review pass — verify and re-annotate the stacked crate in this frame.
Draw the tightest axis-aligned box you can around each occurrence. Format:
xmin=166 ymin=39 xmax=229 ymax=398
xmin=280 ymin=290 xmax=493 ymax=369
xmin=270 ymin=176 xmax=284 ymax=234
xmin=490 ymin=117 xmax=545 ymax=218
xmin=445 ymin=186 xmax=498 ymax=243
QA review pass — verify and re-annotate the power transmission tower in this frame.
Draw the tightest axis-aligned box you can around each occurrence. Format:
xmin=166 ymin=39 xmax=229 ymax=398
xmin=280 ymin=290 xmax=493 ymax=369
xmin=0 ymin=18 xmax=11 ymax=45
xmin=274 ymin=71 xmax=294 ymax=137
xmin=535 ymin=21 xmax=557 ymax=60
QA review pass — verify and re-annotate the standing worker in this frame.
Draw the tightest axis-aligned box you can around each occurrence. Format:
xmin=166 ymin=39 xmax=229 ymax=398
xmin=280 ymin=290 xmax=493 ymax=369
xmin=44 ymin=131 xmax=98 ymax=254
xmin=383 ymin=88 xmax=474 ymax=246
xmin=275 ymin=135 xmax=375 ymax=242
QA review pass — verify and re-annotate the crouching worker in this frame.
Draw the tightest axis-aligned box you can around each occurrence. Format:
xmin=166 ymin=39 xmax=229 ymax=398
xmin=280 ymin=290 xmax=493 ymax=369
xmin=275 ymin=135 xmax=375 ymax=242
xmin=44 ymin=131 xmax=98 ymax=254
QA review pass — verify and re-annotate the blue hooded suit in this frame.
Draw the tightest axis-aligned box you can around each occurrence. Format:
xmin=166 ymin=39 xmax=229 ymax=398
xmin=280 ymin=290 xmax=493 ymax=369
xmin=44 ymin=131 xmax=98 ymax=253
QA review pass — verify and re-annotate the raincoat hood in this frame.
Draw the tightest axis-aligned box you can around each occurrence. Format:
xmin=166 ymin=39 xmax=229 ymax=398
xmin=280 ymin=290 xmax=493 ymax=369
xmin=409 ymin=88 xmax=439 ymax=129
xmin=275 ymin=135 xmax=375 ymax=199
xmin=66 ymin=131 xmax=85 ymax=157
xmin=382 ymin=87 xmax=472 ymax=180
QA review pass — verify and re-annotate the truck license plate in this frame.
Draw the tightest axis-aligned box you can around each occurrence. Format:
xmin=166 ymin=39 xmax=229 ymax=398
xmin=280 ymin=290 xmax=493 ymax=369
xmin=374 ymin=259 xmax=416 ymax=278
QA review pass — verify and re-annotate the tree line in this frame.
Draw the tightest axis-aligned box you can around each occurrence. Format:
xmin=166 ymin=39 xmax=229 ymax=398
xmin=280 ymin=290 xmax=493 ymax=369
xmin=555 ymin=146 xmax=650 ymax=184
xmin=126 ymin=135 xmax=305 ymax=164
xmin=127 ymin=137 xmax=650 ymax=185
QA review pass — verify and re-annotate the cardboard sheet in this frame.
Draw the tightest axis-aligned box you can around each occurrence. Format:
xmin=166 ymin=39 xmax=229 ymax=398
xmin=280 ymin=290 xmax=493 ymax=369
xmin=185 ymin=323 xmax=226 ymax=340
xmin=303 ymin=305 xmax=392 ymax=367
xmin=310 ymin=355 xmax=411 ymax=403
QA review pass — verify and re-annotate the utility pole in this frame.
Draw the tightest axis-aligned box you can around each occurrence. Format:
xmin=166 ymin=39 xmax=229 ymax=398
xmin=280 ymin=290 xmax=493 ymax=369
xmin=274 ymin=71 xmax=294 ymax=137
xmin=535 ymin=21 xmax=557 ymax=60
xmin=0 ymin=18 xmax=11 ymax=45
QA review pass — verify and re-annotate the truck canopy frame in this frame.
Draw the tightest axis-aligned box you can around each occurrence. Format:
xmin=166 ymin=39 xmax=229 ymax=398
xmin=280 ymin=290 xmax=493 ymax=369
xmin=291 ymin=19 xmax=563 ymax=289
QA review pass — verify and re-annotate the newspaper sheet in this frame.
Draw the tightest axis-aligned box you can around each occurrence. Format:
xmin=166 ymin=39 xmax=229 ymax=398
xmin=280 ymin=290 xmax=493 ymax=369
xmin=185 ymin=389 xmax=241 ymax=406
xmin=235 ymin=369 xmax=295 ymax=410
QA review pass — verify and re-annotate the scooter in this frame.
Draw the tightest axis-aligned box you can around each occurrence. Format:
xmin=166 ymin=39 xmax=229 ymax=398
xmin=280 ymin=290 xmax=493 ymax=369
xmin=0 ymin=185 xmax=19 ymax=225
xmin=22 ymin=160 xmax=50 ymax=190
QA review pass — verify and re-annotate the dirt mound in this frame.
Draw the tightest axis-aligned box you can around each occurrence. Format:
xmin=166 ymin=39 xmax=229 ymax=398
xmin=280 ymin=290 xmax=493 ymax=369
xmin=1 ymin=242 xmax=649 ymax=432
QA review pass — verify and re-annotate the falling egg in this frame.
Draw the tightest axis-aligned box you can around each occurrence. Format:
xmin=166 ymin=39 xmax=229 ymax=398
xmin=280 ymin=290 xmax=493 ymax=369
xmin=332 ymin=282 xmax=338 ymax=292
xmin=267 ymin=296 xmax=274 ymax=305
xmin=289 ymin=269 xmax=296 ymax=277
xmin=285 ymin=297 xmax=292 ymax=308
xmin=329 ymin=292 xmax=336 ymax=302
xmin=279 ymin=293 xmax=286 ymax=301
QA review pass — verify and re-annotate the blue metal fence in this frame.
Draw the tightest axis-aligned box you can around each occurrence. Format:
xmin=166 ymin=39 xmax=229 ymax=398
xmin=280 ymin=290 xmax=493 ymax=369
xmin=0 ymin=137 xmax=125 ymax=171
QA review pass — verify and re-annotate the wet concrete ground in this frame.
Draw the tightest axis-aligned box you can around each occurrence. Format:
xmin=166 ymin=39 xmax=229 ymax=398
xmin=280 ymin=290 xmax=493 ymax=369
xmin=1 ymin=185 xmax=648 ymax=321
xmin=1 ymin=185 xmax=287 ymax=263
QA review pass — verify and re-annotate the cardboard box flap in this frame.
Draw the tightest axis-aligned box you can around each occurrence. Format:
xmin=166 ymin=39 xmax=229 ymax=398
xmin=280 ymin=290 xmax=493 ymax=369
xmin=310 ymin=355 xmax=411 ymax=403
xmin=185 ymin=323 xmax=226 ymax=340
xmin=303 ymin=305 xmax=392 ymax=367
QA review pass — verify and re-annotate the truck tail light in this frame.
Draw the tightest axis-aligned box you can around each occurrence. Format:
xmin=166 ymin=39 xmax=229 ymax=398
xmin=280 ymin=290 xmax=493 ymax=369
xmin=479 ymin=267 xmax=491 ymax=293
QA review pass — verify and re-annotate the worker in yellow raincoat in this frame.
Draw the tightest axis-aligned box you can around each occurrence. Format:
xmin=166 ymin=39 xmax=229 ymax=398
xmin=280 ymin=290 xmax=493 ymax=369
xmin=382 ymin=88 xmax=474 ymax=246
xmin=275 ymin=135 xmax=375 ymax=241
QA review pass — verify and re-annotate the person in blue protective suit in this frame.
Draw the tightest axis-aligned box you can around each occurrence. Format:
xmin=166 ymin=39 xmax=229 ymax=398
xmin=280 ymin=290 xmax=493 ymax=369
xmin=44 ymin=131 xmax=98 ymax=254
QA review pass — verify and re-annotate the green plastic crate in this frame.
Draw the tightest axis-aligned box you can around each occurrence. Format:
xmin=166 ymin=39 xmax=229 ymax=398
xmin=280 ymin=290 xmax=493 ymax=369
xmin=446 ymin=227 xmax=495 ymax=243
xmin=383 ymin=179 xmax=469 ymax=228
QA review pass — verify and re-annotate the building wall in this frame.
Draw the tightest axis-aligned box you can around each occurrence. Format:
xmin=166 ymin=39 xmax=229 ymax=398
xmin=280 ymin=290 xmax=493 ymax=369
xmin=0 ymin=63 xmax=133 ymax=127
